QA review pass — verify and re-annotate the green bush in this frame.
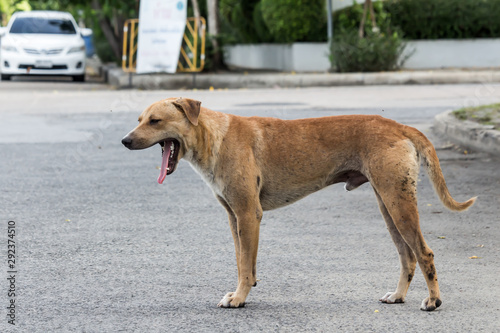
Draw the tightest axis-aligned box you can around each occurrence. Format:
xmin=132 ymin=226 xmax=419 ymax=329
xmin=385 ymin=0 xmax=500 ymax=39
xmin=330 ymin=29 xmax=409 ymax=72
xmin=260 ymin=0 xmax=326 ymax=43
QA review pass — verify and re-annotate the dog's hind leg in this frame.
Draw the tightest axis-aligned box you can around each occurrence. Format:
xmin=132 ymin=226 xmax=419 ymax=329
xmin=374 ymin=189 xmax=417 ymax=304
xmin=371 ymin=173 xmax=442 ymax=311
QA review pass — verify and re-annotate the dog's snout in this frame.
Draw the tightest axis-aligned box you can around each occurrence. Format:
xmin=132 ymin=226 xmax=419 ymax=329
xmin=121 ymin=136 xmax=133 ymax=149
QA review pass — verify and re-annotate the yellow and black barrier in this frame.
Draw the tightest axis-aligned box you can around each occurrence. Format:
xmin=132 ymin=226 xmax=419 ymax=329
xmin=122 ymin=17 xmax=206 ymax=73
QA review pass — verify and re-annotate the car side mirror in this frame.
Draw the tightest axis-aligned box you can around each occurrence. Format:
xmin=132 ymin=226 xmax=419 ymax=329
xmin=80 ymin=28 xmax=92 ymax=37
xmin=0 ymin=27 xmax=6 ymax=37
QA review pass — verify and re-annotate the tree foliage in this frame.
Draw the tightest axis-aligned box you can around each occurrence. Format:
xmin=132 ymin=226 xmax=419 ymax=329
xmin=385 ymin=0 xmax=500 ymax=39
xmin=333 ymin=0 xmax=391 ymax=34
xmin=0 ymin=0 xmax=31 ymax=25
xmin=219 ymin=0 xmax=271 ymax=43
xmin=335 ymin=0 xmax=500 ymax=40
xmin=219 ymin=0 xmax=326 ymax=44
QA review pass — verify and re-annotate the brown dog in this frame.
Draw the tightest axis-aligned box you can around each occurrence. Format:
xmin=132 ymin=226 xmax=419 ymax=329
xmin=122 ymin=97 xmax=476 ymax=311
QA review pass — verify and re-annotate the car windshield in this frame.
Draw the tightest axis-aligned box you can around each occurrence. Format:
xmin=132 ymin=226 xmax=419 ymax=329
xmin=9 ymin=17 xmax=76 ymax=34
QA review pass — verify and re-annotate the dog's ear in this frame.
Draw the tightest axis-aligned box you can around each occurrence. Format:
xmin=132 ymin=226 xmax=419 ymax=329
xmin=172 ymin=98 xmax=201 ymax=126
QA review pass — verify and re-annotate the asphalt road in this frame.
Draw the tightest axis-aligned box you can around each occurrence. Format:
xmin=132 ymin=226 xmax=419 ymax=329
xmin=0 ymin=80 xmax=499 ymax=332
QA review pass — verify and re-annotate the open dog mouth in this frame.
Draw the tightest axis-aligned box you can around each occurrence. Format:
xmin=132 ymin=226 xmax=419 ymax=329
xmin=158 ymin=139 xmax=180 ymax=184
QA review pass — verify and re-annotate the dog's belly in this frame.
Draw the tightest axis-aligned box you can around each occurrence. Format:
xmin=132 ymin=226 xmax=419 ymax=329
xmin=259 ymin=189 xmax=317 ymax=211
xmin=258 ymin=170 xmax=368 ymax=211
xmin=258 ymin=179 xmax=329 ymax=210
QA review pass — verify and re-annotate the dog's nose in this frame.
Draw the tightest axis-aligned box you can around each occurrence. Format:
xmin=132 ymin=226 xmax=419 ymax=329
xmin=121 ymin=136 xmax=133 ymax=149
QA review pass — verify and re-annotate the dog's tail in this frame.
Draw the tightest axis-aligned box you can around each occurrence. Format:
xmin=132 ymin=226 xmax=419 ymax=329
xmin=405 ymin=127 xmax=476 ymax=211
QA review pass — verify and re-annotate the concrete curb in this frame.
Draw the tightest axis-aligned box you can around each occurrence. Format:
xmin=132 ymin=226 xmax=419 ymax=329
xmin=433 ymin=110 xmax=500 ymax=156
xmin=108 ymin=68 xmax=500 ymax=90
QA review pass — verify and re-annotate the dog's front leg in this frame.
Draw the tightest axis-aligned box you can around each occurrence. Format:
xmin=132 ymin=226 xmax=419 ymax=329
xmin=218 ymin=199 xmax=262 ymax=308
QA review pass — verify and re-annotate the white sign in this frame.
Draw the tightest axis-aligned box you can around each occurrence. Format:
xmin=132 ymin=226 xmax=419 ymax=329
xmin=136 ymin=0 xmax=187 ymax=74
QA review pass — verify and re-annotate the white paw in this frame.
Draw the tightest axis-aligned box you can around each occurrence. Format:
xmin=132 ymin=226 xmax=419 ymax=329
xmin=380 ymin=292 xmax=404 ymax=304
xmin=217 ymin=292 xmax=245 ymax=308
xmin=218 ymin=293 xmax=233 ymax=308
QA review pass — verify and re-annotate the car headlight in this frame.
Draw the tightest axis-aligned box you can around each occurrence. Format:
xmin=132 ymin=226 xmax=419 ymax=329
xmin=67 ymin=45 xmax=85 ymax=54
xmin=1 ymin=45 xmax=18 ymax=53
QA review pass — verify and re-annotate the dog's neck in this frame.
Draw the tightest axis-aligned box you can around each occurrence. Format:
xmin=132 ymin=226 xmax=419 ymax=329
xmin=183 ymin=108 xmax=229 ymax=173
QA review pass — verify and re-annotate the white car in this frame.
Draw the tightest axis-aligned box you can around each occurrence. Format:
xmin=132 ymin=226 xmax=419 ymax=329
xmin=0 ymin=11 xmax=92 ymax=81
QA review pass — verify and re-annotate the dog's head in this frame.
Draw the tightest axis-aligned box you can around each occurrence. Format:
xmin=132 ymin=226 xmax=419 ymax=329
xmin=121 ymin=97 xmax=201 ymax=184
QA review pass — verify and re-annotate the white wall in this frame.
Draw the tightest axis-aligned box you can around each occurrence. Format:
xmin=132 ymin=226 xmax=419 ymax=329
xmin=403 ymin=39 xmax=500 ymax=69
xmin=224 ymin=39 xmax=500 ymax=72
xmin=224 ymin=43 xmax=330 ymax=72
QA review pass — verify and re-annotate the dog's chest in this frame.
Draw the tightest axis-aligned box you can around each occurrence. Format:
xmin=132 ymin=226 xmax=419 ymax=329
xmin=187 ymin=162 xmax=224 ymax=197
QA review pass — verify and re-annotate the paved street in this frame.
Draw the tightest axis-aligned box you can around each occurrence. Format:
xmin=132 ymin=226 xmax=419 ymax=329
xmin=0 ymin=80 xmax=499 ymax=332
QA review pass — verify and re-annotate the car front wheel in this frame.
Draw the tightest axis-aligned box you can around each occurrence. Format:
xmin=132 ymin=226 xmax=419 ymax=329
xmin=1 ymin=74 xmax=12 ymax=81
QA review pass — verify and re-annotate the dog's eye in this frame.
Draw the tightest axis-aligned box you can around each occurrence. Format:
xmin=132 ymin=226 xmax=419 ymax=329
xmin=149 ymin=119 xmax=161 ymax=125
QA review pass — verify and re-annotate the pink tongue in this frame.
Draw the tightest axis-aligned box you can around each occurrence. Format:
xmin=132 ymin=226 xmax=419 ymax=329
xmin=158 ymin=143 xmax=171 ymax=184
